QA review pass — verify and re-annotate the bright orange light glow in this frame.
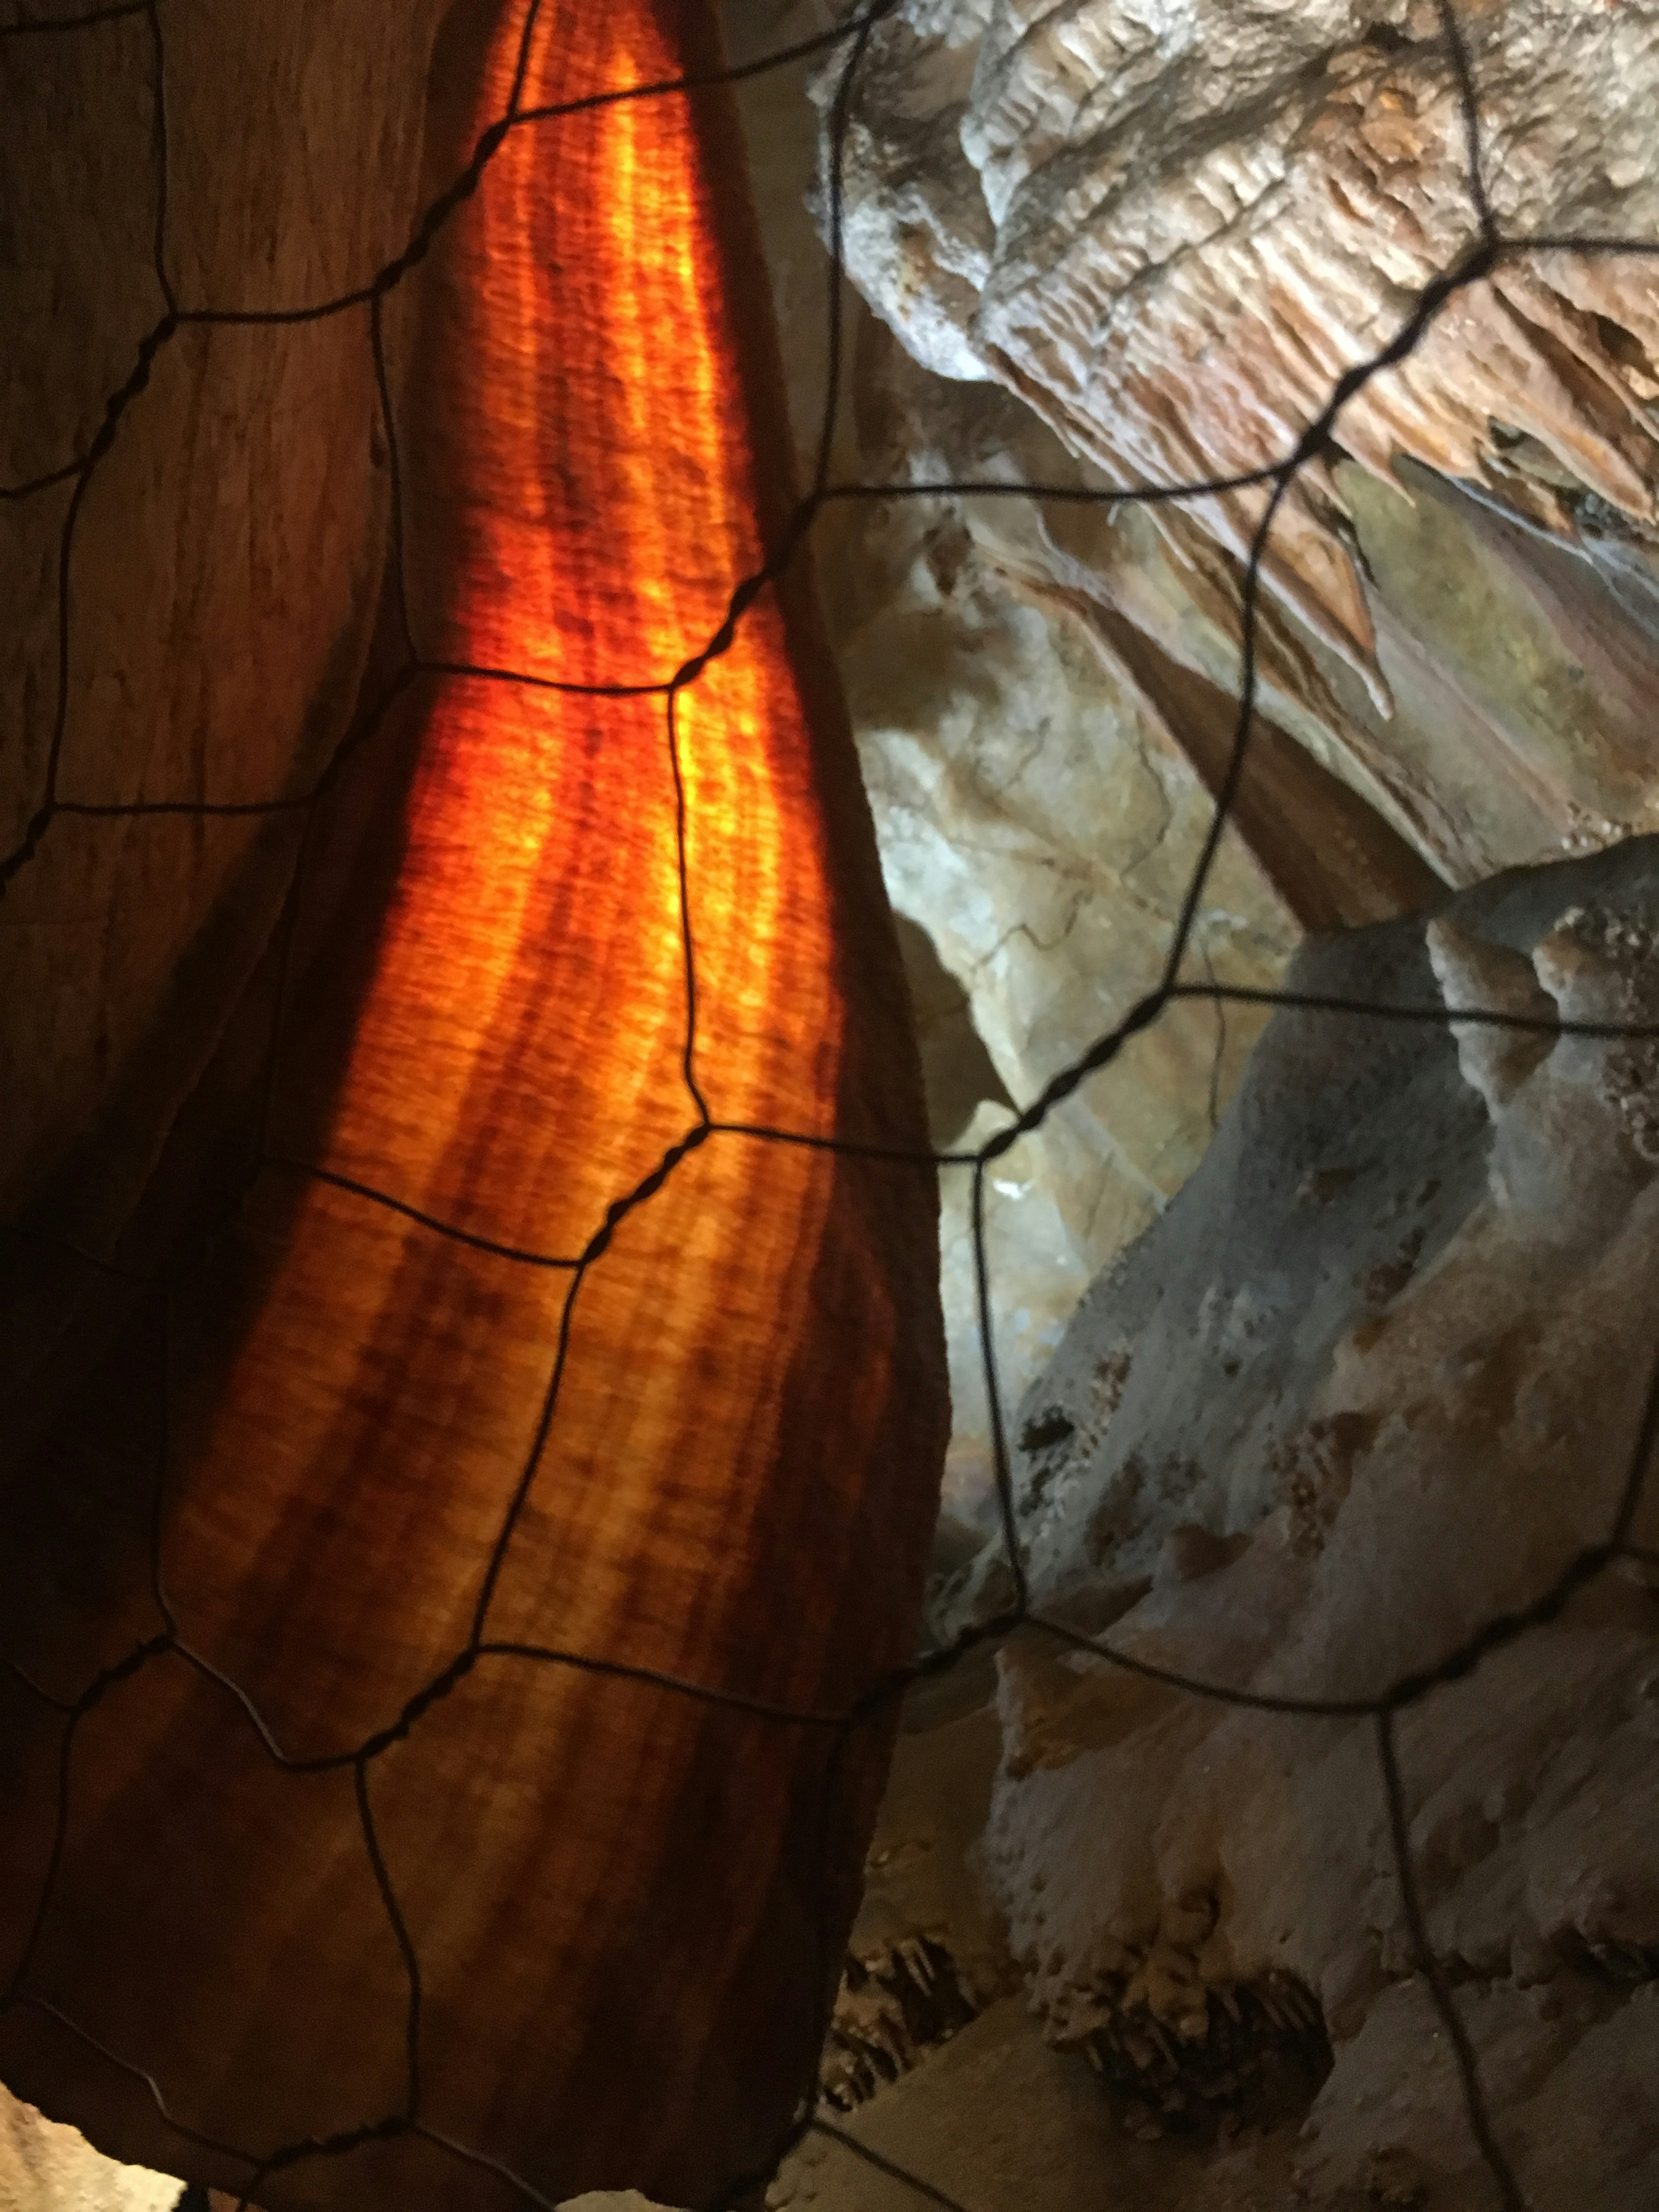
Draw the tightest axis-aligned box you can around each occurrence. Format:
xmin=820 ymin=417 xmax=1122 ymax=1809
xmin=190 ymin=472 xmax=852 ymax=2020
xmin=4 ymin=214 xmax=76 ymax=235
xmin=0 ymin=4 xmax=947 ymax=2207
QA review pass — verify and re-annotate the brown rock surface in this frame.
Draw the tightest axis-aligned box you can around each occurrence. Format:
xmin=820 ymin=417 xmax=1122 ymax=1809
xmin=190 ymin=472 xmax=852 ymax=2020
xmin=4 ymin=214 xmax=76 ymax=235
xmin=1 ymin=0 xmax=447 ymax=1224
xmin=813 ymin=0 xmax=1659 ymax=683
xmin=4 ymin=3 xmax=947 ymax=2205
xmin=3 ymin=12 xmax=451 ymax=2201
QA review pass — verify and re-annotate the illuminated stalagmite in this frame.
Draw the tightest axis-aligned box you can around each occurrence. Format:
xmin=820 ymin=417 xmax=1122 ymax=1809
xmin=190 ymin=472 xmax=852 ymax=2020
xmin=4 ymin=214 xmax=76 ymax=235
xmin=0 ymin=3 xmax=947 ymax=2206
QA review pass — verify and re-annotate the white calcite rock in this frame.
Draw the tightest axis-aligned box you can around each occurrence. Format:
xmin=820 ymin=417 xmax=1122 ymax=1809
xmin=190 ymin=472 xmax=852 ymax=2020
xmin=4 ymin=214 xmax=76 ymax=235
xmin=838 ymin=469 xmax=1302 ymax=1526
xmin=749 ymin=0 xmax=1659 ymax=1537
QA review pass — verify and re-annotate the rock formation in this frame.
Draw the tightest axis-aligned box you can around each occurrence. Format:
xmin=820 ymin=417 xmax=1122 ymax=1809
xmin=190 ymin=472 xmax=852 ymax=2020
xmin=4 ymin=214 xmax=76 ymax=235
xmin=0 ymin=2094 xmax=179 ymax=2212
xmin=812 ymin=0 xmax=1659 ymax=690
xmin=782 ymin=0 xmax=1659 ymax=1507
xmin=913 ymin=837 xmax=1659 ymax=2207
xmin=8 ymin=0 xmax=1659 ymax=2206
xmin=4 ymin=9 xmax=450 ymax=2198
xmin=3 ymin=3 xmax=945 ymax=2206
xmin=771 ymin=10 xmax=1659 ymax=2197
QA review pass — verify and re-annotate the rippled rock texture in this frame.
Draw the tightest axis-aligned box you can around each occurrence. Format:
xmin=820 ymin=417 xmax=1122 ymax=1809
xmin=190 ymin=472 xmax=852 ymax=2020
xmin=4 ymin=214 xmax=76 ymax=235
xmin=3 ymin=2 xmax=946 ymax=2203
xmin=813 ymin=0 xmax=1659 ymax=680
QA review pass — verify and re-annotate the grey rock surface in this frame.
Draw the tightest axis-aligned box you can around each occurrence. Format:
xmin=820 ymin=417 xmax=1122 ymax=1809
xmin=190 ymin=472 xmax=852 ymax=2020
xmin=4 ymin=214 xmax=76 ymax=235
xmin=952 ymin=835 xmax=1659 ymax=2206
xmin=775 ymin=837 xmax=1659 ymax=2212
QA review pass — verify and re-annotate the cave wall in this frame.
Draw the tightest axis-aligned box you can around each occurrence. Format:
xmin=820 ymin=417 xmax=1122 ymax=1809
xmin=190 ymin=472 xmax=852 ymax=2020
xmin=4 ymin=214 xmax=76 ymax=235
xmin=1 ymin=0 xmax=457 ymax=1220
xmin=734 ymin=8 xmax=1659 ymax=2212
xmin=3 ymin=13 xmax=454 ymax=2204
xmin=732 ymin=0 xmax=1659 ymax=1538
xmin=8 ymin=0 xmax=1659 ymax=2205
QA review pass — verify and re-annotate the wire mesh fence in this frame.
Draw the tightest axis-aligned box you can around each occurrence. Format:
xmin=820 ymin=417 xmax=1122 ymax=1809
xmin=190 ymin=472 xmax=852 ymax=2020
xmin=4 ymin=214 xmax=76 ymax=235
xmin=3 ymin=3 xmax=1658 ymax=2209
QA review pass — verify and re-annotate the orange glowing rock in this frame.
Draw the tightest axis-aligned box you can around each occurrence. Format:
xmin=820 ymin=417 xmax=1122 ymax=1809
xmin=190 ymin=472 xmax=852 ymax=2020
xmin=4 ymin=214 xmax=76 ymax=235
xmin=0 ymin=3 xmax=948 ymax=2204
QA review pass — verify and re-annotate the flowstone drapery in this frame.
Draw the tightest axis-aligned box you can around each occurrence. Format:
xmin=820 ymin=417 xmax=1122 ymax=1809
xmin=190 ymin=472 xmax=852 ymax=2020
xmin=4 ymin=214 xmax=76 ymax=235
xmin=7 ymin=1 xmax=1659 ymax=2208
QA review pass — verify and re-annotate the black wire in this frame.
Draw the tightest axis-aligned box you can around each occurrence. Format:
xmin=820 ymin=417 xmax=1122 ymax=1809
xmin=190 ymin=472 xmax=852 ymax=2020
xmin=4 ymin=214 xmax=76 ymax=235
xmin=2 ymin=1 xmax=1655 ymax=2208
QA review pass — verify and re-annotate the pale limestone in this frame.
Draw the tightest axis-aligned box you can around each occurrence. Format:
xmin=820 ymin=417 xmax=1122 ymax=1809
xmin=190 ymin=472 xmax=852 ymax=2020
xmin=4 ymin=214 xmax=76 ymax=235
xmin=0 ymin=2094 xmax=177 ymax=2212
xmin=728 ymin=13 xmax=1304 ymax=1500
xmin=839 ymin=488 xmax=1297 ymax=1519
xmin=769 ymin=0 xmax=1659 ymax=1513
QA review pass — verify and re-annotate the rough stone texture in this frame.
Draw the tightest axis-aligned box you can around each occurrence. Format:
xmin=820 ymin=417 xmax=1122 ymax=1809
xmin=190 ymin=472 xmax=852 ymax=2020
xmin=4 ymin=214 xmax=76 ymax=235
xmin=515 ymin=16 xmax=1659 ymax=2186
xmin=12 ymin=5 xmax=1659 ymax=2204
xmin=763 ymin=839 xmax=1659 ymax=2212
xmin=820 ymin=277 xmax=1659 ymax=909
xmin=812 ymin=0 xmax=1659 ymax=686
xmin=582 ymin=17 xmax=1659 ymax=2212
xmin=729 ymin=20 xmax=1338 ymax=1503
xmin=816 ymin=1670 xmax=1012 ymax=2113
xmin=833 ymin=408 xmax=1307 ymax=1519
xmin=0 ymin=2096 xmax=178 ymax=2212
xmin=763 ymin=0 xmax=1659 ymax=1518
xmin=946 ymin=836 xmax=1659 ymax=2206
xmin=804 ymin=0 xmax=1659 ymax=913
